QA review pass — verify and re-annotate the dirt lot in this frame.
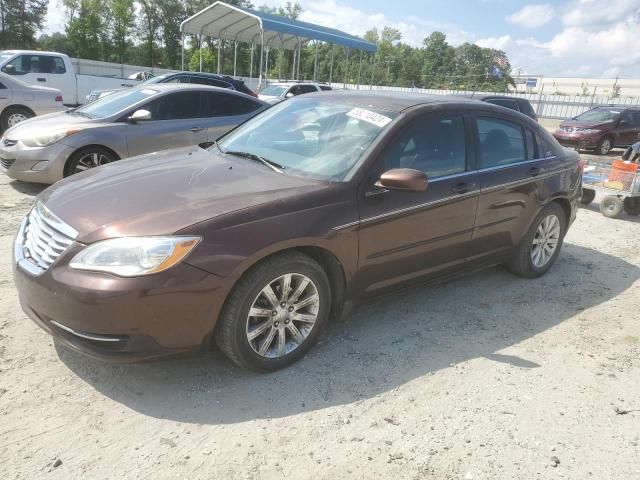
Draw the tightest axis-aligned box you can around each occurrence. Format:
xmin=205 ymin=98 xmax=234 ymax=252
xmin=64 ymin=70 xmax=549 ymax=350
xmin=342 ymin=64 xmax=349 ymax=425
xmin=1 ymin=151 xmax=639 ymax=479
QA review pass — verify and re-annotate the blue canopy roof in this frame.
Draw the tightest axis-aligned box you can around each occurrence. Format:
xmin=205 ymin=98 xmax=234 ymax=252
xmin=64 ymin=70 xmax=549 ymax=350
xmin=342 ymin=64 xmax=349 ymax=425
xmin=180 ymin=1 xmax=377 ymax=53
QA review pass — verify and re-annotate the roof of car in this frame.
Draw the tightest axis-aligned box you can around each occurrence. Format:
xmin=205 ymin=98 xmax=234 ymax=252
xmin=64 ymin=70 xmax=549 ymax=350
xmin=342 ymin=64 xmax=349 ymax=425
xmin=476 ymin=95 xmax=529 ymax=102
xmin=134 ymin=83 xmax=256 ymax=96
xmin=302 ymin=90 xmax=485 ymax=113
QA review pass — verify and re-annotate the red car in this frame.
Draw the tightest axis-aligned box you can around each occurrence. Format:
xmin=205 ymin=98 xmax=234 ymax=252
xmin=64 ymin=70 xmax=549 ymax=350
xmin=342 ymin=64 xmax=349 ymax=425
xmin=553 ymin=106 xmax=640 ymax=155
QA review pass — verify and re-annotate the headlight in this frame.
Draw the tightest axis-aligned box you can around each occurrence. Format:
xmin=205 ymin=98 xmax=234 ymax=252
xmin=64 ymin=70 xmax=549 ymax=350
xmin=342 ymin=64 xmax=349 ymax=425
xmin=575 ymin=128 xmax=601 ymax=134
xmin=69 ymin=236 xmax=201 ymax=277
xmin=21 ymin=129 xmax=82 ymax=148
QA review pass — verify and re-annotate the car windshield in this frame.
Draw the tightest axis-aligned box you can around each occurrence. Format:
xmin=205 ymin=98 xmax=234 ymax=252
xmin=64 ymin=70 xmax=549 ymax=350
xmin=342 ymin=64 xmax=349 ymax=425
xmin=260 ymin=85 xmax=287 ymax=96
xmin=75 ymin=88 xmax=158 ymax=119
xmin=217 ymin=98 xmax=397 ymax=181
xmin=576 ymin=108 xmax=622 ymax=123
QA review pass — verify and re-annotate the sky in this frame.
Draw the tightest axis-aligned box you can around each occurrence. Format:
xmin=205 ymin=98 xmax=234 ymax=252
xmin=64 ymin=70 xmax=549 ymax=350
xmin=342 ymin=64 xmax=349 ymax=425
xmin=44 ymin=0 xmax=640 ymax=78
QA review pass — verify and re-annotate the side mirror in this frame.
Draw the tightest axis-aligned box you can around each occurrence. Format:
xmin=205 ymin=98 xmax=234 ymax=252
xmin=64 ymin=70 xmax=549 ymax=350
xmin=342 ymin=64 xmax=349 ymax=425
xmin=285 ymin=92 xmax=295 ymax=98
xmin=3 ymin=64 xmax=16 ymax=75
xmin=128 ymin=109 xmax=151 ymax=123
xmin=376 ymin=168 xmax=428 ymax=192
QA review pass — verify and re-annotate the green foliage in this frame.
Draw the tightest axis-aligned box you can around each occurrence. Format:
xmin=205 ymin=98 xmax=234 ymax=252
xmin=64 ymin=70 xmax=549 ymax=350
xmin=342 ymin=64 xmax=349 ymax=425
xmin=0 ymin=0 xmax=48 ymax=48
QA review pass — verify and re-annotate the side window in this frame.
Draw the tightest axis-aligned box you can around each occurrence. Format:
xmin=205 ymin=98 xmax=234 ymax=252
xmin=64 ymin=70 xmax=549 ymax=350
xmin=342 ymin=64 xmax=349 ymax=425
xmin=299 ymin=85 xmax=318 ymax=94
xmin=193 ymin=77 xmax=233 ymax=89
xmin=0 ymin=81 xmax=5 ymax=89
xmin=144 ymin=92 xmax=202 ymax=120
xmin=383 ymin=114 xmax=467 ymax=178
xmin=51 ymin=57 xmax=66 ymax=74
xmin=486 ymin=98 xmax=520 ymax=112
xmin=517 ymin=100 xmax=536 ymax=118
xmin=289 ymin=86 xmax=302 ymax=96
xmin=2 ymin=55 xmax=27 ymax=75
xmin=164 ymin=75 xmax=190 ymax=83
xmin=537 ymin=134 xmax=558 ymax=158
xmin=628 ymin=111 xmax=640 ymax=127
xmin=525 ymin=129 xmax=537 ymax=160
xmin=202 ymin=92 xmax=261 ymax=117
xmin=319 ymin=85 xmax=332 ymax=91
xmin=477 ymin=117 xmax=526 ymax=168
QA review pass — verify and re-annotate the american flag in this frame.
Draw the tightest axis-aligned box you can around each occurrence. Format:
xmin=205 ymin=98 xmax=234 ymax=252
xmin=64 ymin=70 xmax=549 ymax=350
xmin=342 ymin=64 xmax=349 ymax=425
xmin=494 ymin=51 xmax=509 ymax=69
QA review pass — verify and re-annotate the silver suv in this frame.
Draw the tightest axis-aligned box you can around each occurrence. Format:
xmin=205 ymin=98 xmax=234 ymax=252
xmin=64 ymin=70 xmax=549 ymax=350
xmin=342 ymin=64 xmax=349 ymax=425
xmin=258 ymin=82 xmax=331 ymax=104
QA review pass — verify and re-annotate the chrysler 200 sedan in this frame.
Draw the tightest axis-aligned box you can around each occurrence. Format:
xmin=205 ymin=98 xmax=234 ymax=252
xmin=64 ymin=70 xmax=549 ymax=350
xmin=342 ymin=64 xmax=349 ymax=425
xmin=13 ymin=92 xmax=582 ymax=372
xmin=0 ymin=83 xmax=267 ymax=184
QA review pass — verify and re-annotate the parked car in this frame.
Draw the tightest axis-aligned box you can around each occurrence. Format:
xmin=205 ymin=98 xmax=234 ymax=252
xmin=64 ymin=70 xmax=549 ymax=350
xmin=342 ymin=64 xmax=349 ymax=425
xmin=553 ymin=105 xmax=640 ymax=155
xmin=12 ymin=92 xmax=581 ymax=371
xmin=86 ymin=72 xmax=258 ymax=103
xmin=258 ymin=81 xmax=331 ymax=104
xmin=477 ymin=95 xmax=538 ymax=121
xmin=0 ymin=72 xmax=64 ymax=131
xmin=0 ymin=50 xmax=141 ymax=106
xmin=0 ymin=84 xmax=268 ymax=184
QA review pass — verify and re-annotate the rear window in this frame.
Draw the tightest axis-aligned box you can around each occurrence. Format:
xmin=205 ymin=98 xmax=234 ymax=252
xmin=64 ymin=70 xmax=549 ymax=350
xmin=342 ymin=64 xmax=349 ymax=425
xmin=517 ymin=100 xmax=536 ymax=117
xmin=486 ymin=98 xmax=519 ymax=112
xmin=319 ymin=85 xmax=332 ymax=91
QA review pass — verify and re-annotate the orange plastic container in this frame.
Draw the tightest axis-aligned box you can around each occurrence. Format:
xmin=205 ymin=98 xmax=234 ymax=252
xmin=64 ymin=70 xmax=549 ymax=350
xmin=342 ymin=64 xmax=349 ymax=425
xmin=607 ymin=160 xmax=638 ymax=190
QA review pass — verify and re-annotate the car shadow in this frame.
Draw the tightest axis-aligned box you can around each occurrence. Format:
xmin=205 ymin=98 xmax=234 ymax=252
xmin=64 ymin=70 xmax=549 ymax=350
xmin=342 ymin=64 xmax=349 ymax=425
xmin=8 ymin=179 xmax=47 ymax=197
xmin=57 ymin=243 xmax=639 ymax=425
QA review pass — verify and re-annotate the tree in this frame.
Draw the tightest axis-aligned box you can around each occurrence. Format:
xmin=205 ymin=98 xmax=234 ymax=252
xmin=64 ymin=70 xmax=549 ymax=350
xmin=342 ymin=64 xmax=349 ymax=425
xmin=63 ymin=0 xmax=107 ymax=60
xmin=110 ymin=0 xmax=135 ymax=64
xmin=137 ymin=0 xmax=160 ymax=67
xmin=0 ymin=0 xmax=48 ymax=48
xmin=421 ymin=31 xmax=455 ymax=88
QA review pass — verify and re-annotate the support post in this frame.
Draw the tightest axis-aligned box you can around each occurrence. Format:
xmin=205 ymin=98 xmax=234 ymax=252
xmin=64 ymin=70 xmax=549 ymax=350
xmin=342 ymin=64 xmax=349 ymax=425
xmin=181 ymin=33 xmax=185 ymax=71
xmin=265 ymin=46 xmax=270 ymax=84
xmin=258 ymin=30 xmax=264 ymax=87
xmin=291 ymin=40 xmax=297 ymax=79
xmin=329 ymin=44 xmax=335 ymax=84
xmin=313 ymin=40 xmax=319 ymax=82
xmin=370 ymin=51 xmax=377 ymax=89
xmin=278 ymin=34 xmax=284 ymax=80
xmin=199 ymin=34 xmax=203 ymax=72
xmin=356 ymin=50 xmax=363 ymax=90
xmin=217 ymin=39 xmax=222 ymax=74
xmin=343 ymin=47 xmax=350 ymax=88
xmin=296 ymin=41 xmax=301 ymax=80
xmin=233 ymin=41 xmax=238 ymax=76
xmin=249 ymin=43 xmax=254 ymax=90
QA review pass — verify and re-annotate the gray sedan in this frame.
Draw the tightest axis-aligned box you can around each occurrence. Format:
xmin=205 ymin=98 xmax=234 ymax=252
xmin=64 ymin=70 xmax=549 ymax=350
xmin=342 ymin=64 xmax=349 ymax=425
xmin=0 ymin=84 xmax=268 ymax=184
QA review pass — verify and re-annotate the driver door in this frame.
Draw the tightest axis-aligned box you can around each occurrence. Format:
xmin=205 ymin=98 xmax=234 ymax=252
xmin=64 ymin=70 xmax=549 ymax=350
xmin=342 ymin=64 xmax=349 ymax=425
xmin=124 ymin=91 xmax=209 ymax=157
xmin=356 ymin=112 xmax=479 ymax=293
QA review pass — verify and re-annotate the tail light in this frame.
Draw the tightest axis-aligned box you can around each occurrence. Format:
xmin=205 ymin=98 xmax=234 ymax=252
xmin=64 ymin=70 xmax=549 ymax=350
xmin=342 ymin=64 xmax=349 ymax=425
xmin=55 ymin=95 xmax=63 ymax=102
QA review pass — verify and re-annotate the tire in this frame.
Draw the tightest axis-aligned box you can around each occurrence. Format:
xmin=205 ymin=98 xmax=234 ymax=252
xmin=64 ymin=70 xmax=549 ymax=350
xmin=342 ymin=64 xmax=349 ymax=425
xmin=0 ymin=106 xmax=34 ymax=131
xmin=508 ymin=202 xmax=566 ymax=278
xmin=596 ymin=136 xmax=614 ymax=155
xmin=215 ymin=251 xmax=331 ymax=372
xmin=580 ymin=188 xmax=596 ymax=205
xmin=599 ymin=195 xmax=624 ymax=218
xmin=64 ymin=146 xmax=118 ymax=177
xmin=623 ymin=197 xmax=640 ymax=216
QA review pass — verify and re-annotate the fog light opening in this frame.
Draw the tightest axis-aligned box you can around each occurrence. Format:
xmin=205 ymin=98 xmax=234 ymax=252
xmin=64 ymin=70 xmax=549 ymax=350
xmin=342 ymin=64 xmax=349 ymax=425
xmin=31 ymin=161 xmax=49 ymax=171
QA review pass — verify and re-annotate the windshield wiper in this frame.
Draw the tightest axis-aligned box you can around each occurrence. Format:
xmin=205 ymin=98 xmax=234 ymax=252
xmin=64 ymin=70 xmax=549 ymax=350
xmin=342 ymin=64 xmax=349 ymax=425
xmin=224 ymin=150 xmax=285 ymax=173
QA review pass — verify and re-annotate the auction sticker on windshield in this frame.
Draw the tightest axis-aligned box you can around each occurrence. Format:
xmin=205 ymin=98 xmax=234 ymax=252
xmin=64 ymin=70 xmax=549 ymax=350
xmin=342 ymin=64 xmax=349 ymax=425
xmin=347 ymin=108 xmax=392 ymax=128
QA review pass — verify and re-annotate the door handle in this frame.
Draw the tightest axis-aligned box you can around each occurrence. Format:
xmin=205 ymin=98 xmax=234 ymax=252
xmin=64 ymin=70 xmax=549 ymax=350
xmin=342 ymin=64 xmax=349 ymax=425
xmin=36 ymin=77 xmax=46 ymax=82
xmin=451 ymin=182 xmax=475 ymax=194
xmin=189 ymin=127 xmax=204 ymax=132
xmin=528 ymin=166 xmax=542 ymax=176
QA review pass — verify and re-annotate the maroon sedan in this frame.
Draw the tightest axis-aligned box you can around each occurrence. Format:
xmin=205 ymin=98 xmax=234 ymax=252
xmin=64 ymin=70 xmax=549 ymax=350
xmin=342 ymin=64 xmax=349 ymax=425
xmin=13 ymin=92 xmax=582 ymax=372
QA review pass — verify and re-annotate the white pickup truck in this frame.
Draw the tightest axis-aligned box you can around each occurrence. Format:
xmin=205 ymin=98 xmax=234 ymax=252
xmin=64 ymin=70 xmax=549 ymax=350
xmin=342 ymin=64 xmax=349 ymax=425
xmin=0 ymin=50 xmax=142 ymax=106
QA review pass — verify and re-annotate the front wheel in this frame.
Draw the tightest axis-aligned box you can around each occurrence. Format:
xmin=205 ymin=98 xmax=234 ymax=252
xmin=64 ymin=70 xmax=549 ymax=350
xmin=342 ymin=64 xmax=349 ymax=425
xmin=508 ymin=203 xmax=566 ymax=278
xmin=623 ymin=197 xmax=640 ymax=216
xmin=597 ymin=136 xmax=614 ymax=155
xmin=215 ymin=251 xmax=331 ymax=372
xmin=64 ymin=147 xmax=118 ymax=177
xmin=580 ymin=188 xmax=596 ymax=205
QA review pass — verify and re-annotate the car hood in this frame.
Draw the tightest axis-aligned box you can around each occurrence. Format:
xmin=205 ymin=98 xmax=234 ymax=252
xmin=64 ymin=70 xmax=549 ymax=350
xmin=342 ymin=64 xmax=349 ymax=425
xmin=39 ymin=146 xmax=325 ymax=244
xmin=4 ymin=111 xmax=98 ymax=140
xmin=559 ymin=119 xmax=616 ymax=130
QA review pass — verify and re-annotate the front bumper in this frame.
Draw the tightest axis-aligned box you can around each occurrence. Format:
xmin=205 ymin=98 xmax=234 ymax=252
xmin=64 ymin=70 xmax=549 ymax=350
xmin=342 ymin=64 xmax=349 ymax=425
xmin=0 ymin=140 xmax=75 ymax=184
xmin=13 ymin=228 xmax=232 ymax=362
xmin=553 ymin=133 xmax=601 ymax=150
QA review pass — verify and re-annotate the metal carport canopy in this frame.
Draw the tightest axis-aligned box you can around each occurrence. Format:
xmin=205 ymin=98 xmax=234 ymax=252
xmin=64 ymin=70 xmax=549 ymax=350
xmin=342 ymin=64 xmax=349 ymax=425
xmin=180 ymin=1 xmax=377 ymax=52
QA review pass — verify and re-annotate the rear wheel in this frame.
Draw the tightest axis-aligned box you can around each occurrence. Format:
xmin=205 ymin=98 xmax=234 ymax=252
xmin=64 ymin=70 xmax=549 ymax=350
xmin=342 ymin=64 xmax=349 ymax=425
xmin=64 ymin=146 xmax=118 ymax=177
xmin=215 ymin=251 xmax=331 ymax=372
xmin=508 ymin=203 xmax=566 ymax=278
xmin=623 ymin=197 xmax=640 ymax=216
xmin=1 ymin=106 xmax=34 ymax=131
xmin=600 ymin=195 xmax=624 ymax=218
xmin=580 ymin=188 xmax=596 ymax=205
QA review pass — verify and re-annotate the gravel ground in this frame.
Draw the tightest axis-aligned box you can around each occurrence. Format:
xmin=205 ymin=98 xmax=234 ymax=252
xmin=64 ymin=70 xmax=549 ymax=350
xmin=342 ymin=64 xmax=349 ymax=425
xmin=1 ymin=149 xmax=639 ymax=479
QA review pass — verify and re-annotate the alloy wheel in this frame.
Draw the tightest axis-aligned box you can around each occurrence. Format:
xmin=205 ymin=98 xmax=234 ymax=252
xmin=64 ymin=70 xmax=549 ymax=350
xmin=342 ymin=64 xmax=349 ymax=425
xmin=600 ymin=138 xmax=612 ymax=155
xmin=531 ymin=214 xmax=560 ymax=268
xmin=246 ymin=273 xmax=320 ymax=358
xmin=73 ymin=152 xmax=114 ymax=173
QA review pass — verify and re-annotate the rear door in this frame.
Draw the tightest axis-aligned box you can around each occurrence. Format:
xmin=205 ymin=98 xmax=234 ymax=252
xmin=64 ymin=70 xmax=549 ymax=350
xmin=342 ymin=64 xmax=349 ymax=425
xmin=618 ymin=110 xmax=640 ymax=146
xmin=201 ymin=91 xmax=265 ymax=141
xmin=468 ymin=114 xmax=549 ymax=262
xmin=124 ymin=91 xmax=209 ymax=157
xmin=356 ymin=112 xmax=479 ymax=293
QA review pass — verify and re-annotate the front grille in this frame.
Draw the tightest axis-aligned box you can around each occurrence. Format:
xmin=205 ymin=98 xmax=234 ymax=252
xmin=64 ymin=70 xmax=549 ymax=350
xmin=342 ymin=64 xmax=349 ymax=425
xmin=3 ymin=138 xmax=17 ymax=147
xmin=0 ymin=157 xmax=15 ymax=169
xmin=561 ymin=127 xmax=575 ymax=133
xmin=21 ymin=202 xmax=77 ymax=271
